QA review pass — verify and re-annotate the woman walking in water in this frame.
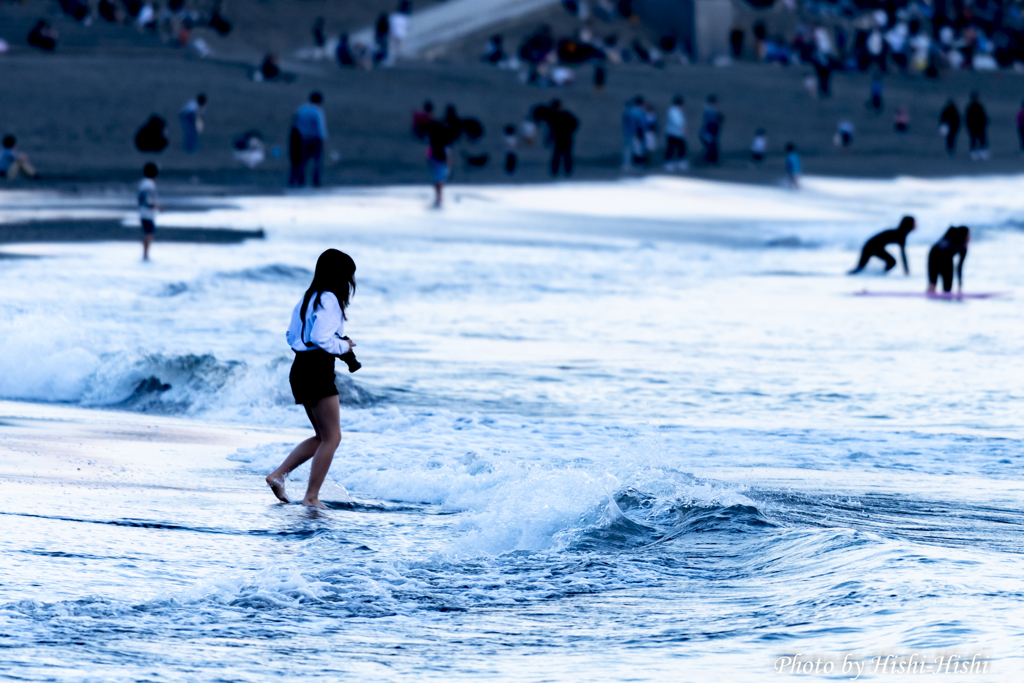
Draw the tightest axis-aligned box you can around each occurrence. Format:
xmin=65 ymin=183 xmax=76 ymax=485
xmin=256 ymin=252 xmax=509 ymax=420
xmin=267 ymin=249 xmax=357 ymax=508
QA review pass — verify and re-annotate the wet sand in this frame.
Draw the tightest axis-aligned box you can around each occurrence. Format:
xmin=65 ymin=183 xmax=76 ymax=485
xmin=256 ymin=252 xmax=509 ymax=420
xmin=0 ymin=219 xmax=264 ymax=245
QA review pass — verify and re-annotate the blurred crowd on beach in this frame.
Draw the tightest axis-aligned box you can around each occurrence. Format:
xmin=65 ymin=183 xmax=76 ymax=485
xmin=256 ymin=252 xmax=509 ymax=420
xmin=4 ymin=0 xmax=1024 ymax=189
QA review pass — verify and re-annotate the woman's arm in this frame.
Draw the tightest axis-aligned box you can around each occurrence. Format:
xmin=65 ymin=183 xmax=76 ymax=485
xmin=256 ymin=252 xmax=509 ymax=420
xmin=309 ymin=294 xmax=350 ymax=355
xmin=956 ymin=249 xmax=967 ymax=291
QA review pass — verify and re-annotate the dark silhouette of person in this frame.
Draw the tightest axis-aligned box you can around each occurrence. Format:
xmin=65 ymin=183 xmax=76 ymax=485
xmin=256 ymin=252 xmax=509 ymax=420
xmin=336 ymin=33 xmax=355 ymax=67
xmin=939 ymin=99 xmax=960 ymax=156
xmin=730 ymin=27 xmax=744 ymax=58
xmin=312 ymin=17 xmax=326 ymax=47
xmin=519 ymin=25 xmax=554 ymax=65
xmin=928 ymin=226 xmax=970 ymax=294
xmin=814 ymin=52 xmax=834 ymax=97
xmin=289 ymin=91 xmax=328 ymax=187
xmin=27 ymin=20 xmax=58 ymax=52
xmin=965 ymin=92 xmax=989 ymax=160
xmin=849 ymin=216 xmax=916 ymax=275
xmin=98 ymin=0 xmax=118 ymax=22
xmin=135 ymin=115 xmax=169 ymax=153
xmin=547 ymin=99 xmax=579 ymax=177
xmin=260 ymin=54 xmax=281 ymax=80
xmin=424 ymin=111 xmax=455 ymax=207
xmin=374 ymin=12 xmax=390 ymax=64
xmin=699 ymin=95 xmax=723 ymax=165
xmin=412 ymin=101 xmax=434 ymax=140
xmin=288 ymin=125 xmax=303 ymax=186
xmin=1016 ymin=99 xmax=1024 ymax=151
xmin=209 ymin=2 xmax=232 ymax=35
xmin=60 ymin=0 xmax=89 ymax=22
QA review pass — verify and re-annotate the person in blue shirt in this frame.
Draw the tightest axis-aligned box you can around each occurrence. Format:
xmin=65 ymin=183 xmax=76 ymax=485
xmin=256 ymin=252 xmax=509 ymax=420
xmin=289 ymin=91 xmax=328 ymax=187
xmin=785 ymin=143 xmax=801 ymax=188
xmin=0 ymin=136 xmax=38 ymax=181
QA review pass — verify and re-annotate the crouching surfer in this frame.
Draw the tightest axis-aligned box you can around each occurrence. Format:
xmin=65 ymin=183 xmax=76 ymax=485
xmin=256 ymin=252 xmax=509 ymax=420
xmin=266 ymin=249 xmax=357 ymax=508
xmin=849 ymin=215 xmax=916 ymax=275
xmin=928 ymin=226 xmax=970 ymax=295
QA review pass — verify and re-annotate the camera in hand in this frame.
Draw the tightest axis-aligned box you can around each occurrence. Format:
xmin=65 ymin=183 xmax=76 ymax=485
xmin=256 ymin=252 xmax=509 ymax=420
xmin=338 ymin=336 xmax=361 ymax=373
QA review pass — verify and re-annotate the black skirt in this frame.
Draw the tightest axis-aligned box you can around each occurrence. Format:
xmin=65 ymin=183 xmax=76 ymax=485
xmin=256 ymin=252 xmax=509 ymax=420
xmin=289 ymin=349 xmax=339 ymax=406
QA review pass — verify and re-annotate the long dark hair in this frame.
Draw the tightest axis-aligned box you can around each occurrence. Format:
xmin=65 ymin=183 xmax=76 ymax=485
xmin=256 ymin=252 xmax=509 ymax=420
xmin=301 ymin=249 xmax=356 ymax=323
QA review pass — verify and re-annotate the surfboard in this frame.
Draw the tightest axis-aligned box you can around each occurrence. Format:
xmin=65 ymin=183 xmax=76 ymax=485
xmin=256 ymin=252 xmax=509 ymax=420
xmin=854 ymin=290 xmax=1009 ymax=300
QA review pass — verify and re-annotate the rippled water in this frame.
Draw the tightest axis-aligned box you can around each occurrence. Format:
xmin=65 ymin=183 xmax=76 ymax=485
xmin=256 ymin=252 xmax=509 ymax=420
xmin=1 ymin=176 xmax=1023 ymax=680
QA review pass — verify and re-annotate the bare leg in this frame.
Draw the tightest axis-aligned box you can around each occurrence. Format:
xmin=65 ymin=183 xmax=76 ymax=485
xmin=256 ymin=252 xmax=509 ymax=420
xmin=142 ymin=234 xmax=154 ymax=260
xmin=433 ymin=182 xmax=443 ymax=207
xmin=301 ymin=395 xmax=341 ymax=508
xmin=265 ymin=404 xmax=323 ymax=502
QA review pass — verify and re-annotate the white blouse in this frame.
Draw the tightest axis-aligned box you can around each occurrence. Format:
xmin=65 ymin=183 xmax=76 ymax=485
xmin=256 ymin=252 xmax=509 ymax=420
xmin=285 ymin=291 xmax=351 ymax=355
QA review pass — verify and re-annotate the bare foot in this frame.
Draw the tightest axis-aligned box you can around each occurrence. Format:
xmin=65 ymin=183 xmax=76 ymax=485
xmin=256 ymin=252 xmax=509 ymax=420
xmin=301 ymin=496 xmax=326 ymax=509
xmin=266 ymin=474 xmax=290 ymax=503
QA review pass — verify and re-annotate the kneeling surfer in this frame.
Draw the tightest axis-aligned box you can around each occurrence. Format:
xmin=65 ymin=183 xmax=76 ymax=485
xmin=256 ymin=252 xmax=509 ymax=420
xmin=267 ymin=249 xmax=357 ymax=508
xmin=849 ymin=215 xmax=915 ymax=275
xmin=928 ymin=226 xmax=970 ymax=295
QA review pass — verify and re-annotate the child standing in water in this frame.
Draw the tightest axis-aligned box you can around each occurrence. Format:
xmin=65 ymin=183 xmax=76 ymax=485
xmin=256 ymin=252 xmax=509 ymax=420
xmin=267 ymin=249 xmax=358 ymax=508
xmin=139 ymin=163 xmax=160 ymax=261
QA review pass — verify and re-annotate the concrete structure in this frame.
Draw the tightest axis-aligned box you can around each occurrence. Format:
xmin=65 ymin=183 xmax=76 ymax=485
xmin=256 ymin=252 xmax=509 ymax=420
xmin=349 ymin=0 xmax=560 ymax=59
xmin=637 ymin=0 xmax=736 ymax=62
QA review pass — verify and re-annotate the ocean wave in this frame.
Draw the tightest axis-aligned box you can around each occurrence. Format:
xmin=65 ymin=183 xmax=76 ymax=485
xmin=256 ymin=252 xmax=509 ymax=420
xmin=0 ymin=345 xmax=377 ymax=420
xmin=217 ymin=263 xmax=312 ymax=283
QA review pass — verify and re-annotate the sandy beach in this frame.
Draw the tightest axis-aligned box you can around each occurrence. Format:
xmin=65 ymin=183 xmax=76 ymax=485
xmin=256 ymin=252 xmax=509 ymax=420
xmin=4 ymin=47 xmax=1024 ymax=192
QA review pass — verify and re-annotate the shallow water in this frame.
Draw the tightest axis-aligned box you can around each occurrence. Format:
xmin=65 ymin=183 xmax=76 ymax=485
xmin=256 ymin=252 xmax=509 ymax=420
xmin=1 ymin=176 xmax=1023 ymax=680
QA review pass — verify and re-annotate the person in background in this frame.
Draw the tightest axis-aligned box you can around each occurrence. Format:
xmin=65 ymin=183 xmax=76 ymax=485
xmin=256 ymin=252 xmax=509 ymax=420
xmin=548 ymin=99 xmax=579 ymax=177
xmin=290 ymin=91 xmax=328 ymax=187
xmin=389 ymin=1 xmax=410 ymax=63
xmin=965 ymin=92 xmax=989 ymax=161
xmin=867 ymin=73 xmax=883 ymax=112
xmin=267 ymin=249 xmax=358 ymax=508
xmin=663 ymin=95 xmax=687 ymax=171
xmin=939 ymin=99 xmax=960 ymax=156
xmin=424 ymin=107 xmax=453 ymax=207
xmin=848 ymin=215 xmax=916 ymax=275
xmin=179 ymin=93 xmax=207 ymax=154
xmin=374 ymin=12 xmax=390 ymax=65
xmin=483 ymin=34 xmax=505 ymax=64
xmin=835 ymin=119 xmax=855 ymax=149
xmin=27 ymin=19 xmax=58 ymax=51
xmin=927 ymin=226 xmax=970 ymax=294
xmin=288 ymin=124 xmax=303 ymax=186
xmin=336 ymin=33 xmax=355 ymax=67
xmin=503 ymin=124 xmax=518 ymax=175
xmin=640 ymin=102 xmax=658 ymax=166
xmin=785 ymin=142 xmax=800 ymax=188
xmin=750 ymin=127 xmax=767 ymax=165
xmin=893 ymin=106 xmax=909 ymax=133
xmin=621 ymin=96 xmax=645 ymax=171
xmin=312 ymin=17 xmax=326 ymax=48
xmin=138 ymin=162 xmax=160 ymax=261
xmin=0 ymin=136 xmax=39 ymax=181
xmin=1016 ymin=98 xmax=1024 ymax=152
xmin=259 ymin=53 xmax=281 ymax=81
xmin=412 ymin=100 xmax=434 ymax=140
xmin=699 ymin=95 xmax=723 ymax=165
xmin=135 ymin=115 xmax=169 ymax=153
